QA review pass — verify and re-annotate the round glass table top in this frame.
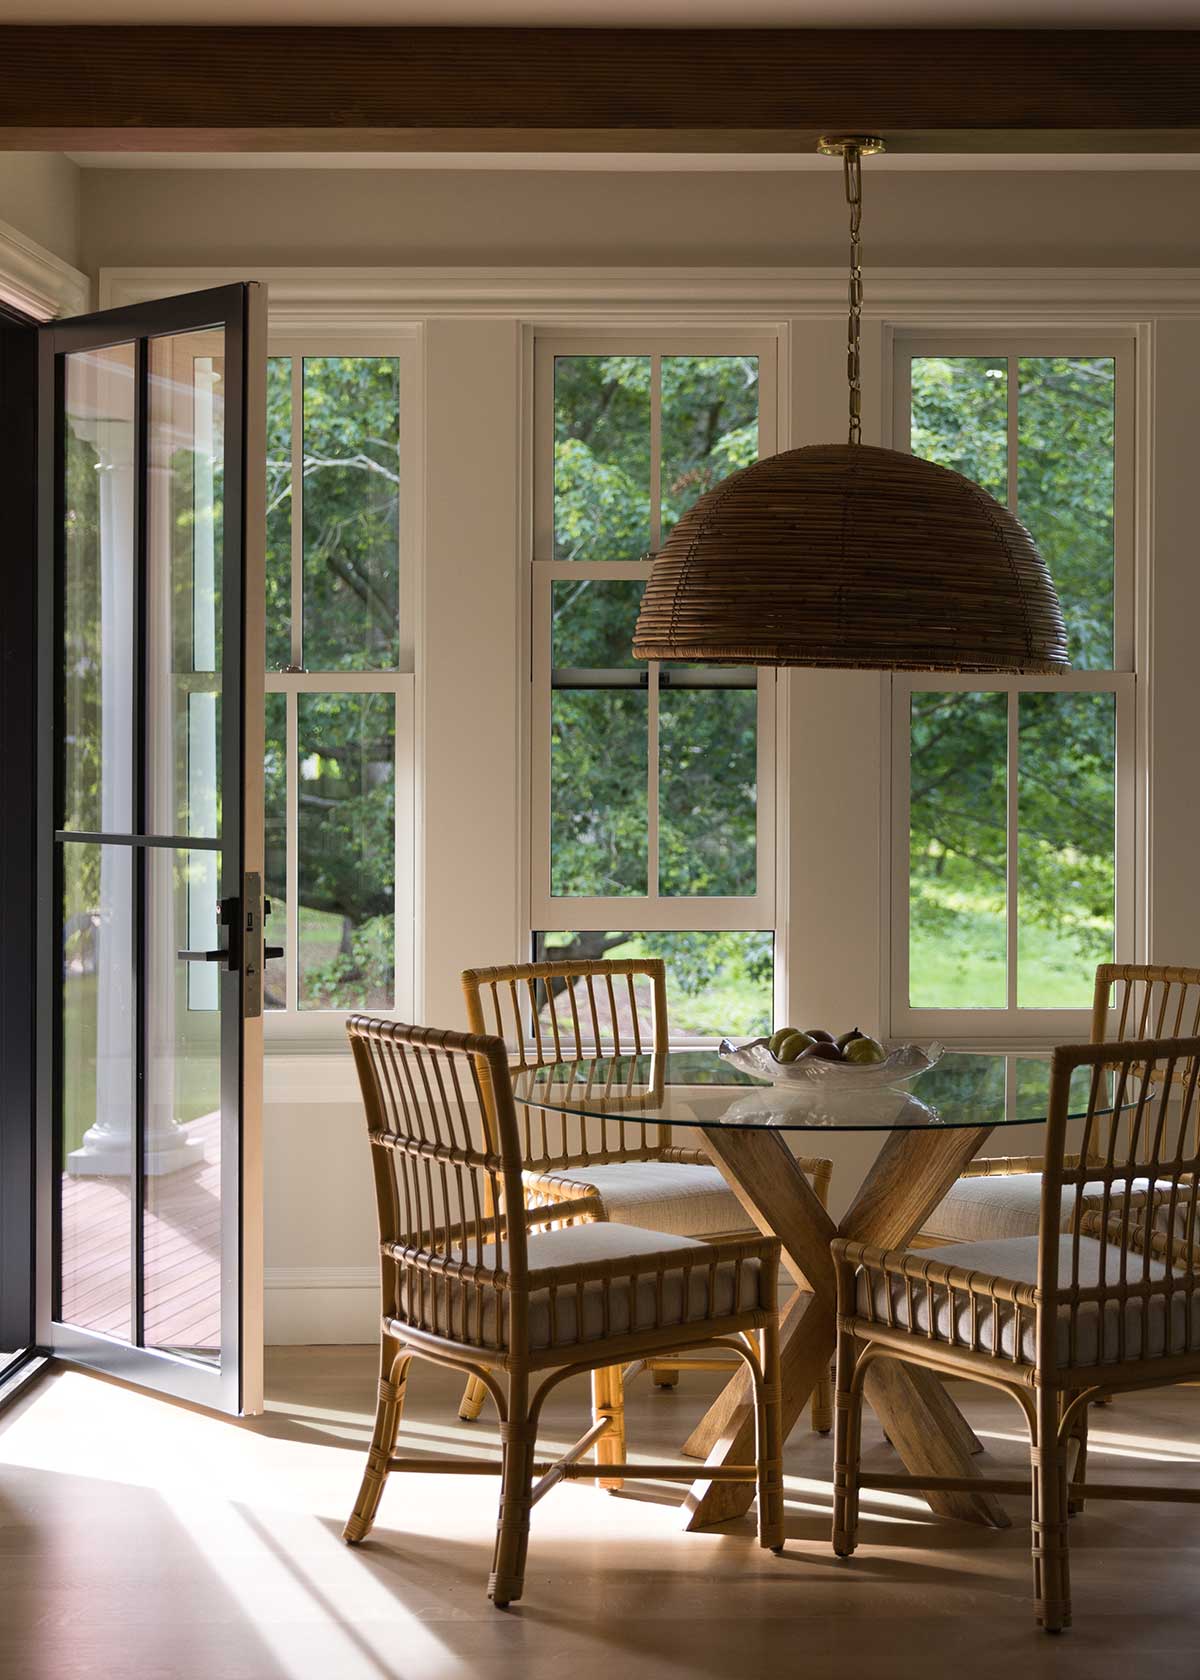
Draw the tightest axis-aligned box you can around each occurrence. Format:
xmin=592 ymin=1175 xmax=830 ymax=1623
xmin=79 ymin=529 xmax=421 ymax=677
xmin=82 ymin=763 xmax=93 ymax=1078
xmin=509 ymin=1048 xmax=1119 ymax=1132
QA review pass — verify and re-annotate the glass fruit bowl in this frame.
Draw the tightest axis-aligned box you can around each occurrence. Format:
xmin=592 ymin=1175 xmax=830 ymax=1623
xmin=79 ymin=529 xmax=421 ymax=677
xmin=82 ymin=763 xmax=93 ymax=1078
xmin=718 ymin=1037 xmax=943 ymax=1090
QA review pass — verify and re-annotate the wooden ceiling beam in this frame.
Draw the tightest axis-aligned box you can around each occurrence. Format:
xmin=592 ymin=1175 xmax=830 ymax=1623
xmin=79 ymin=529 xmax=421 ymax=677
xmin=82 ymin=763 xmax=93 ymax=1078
xmin=2 ymin=27 xmax=1200 ymax=153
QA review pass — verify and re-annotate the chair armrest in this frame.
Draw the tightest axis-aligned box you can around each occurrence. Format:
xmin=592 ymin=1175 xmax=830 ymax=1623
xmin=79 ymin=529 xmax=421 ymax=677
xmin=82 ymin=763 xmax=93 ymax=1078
xmin=523 ymin=1195 xmax=605 ymax=1231
xmin=958 ymin=1151 xmax=1099 ymax=1180
xmin=1078 ymin=1208 xmax=1199 ymax=1269
xmin=832 ymin=1236 xmax=1039 ymax=1309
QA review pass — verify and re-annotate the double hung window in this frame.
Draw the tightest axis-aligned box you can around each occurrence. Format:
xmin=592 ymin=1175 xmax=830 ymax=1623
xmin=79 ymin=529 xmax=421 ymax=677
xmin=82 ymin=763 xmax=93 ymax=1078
xmin=262 ymin=342 xmax=415 ymax=1035
xmin=890 ymin=336 xmax=1135 ymax=1038
xmin=531 ymin=336 xmax=779 ymax=1042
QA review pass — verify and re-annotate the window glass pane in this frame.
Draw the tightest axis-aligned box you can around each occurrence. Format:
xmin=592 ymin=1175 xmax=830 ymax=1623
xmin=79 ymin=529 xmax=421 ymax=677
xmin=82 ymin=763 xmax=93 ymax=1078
xmin=553 ymin=354 xmax=650 ymax=561
xmin=659 ymin=680 xmax=757 ymax=897
xmin=1017 ymin=692 xmax=1115 ymax=1008
xmin=910 ymin=356 xmax=1008 ymax=502
xmin=60 ymin=841 xmax=133 ymax=1338
xmin=660 ymin=355 xmax=758 ymax=541
xmin=63 ymin=343 xmax=136 ymax=835
xmin=302 ymin=357 xmax=400 ymax=671
xmin=909 ymin=692 xmax=1007 ymax=1009
xmin=534 ymin=931 xmax=773 ymax=1042
xmin=551 ymin=692 xmax=647 ymax=896
xmin=550 ymin=579 xmax=647 ymax=897
xmin=264 ymin=692 xmax=287 ymax=1010
xmin=265 ymin=356 xmax=292 ymax=672
xmin=1017 ymin=356 xmax=1115 ymax=670
xmin=298 ymin=692 xmax=395 ymax=1009
xmin=552 ymin=577 xmax=643 ymax=668
xmin=148 ymin=329 xmax=224 ymax=841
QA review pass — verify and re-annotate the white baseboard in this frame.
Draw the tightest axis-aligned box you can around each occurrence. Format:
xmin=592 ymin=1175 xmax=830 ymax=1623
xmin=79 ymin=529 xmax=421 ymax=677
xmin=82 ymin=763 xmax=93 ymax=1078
xmin=265 ymin=1267 xmax=378 ymax=1345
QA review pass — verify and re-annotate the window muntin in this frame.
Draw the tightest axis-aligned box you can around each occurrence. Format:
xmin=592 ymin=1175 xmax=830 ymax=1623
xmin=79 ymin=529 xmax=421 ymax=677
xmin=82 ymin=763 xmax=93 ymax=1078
xmin=534 ymin=337 xmax=777 ymax=1041
xmin=893 ymin=338 xmax=1132 ymax=1035
xmin=264 ymin=346 xmax=412 ymax=1026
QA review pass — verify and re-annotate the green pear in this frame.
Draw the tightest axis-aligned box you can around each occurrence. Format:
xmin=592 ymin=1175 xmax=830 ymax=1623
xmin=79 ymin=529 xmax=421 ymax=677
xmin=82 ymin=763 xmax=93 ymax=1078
xmin=768 ymin=1027 xmax=799 ymax=1056
xmin=836 ymin=1026 xmax=865 ymax=1052
xmin=775 ymin=1031 xmax=816 ymax=1063
xmin=845 ymin=1036 xmax=886 ymax=1065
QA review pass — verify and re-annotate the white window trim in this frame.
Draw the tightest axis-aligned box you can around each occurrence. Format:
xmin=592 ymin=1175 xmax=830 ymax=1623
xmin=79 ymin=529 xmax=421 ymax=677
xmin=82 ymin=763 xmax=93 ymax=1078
xmin=884 ymin=329 xmax=1141 ymax=1046
xmin=528 ymin=331 xmax=780 ymax=1035
xmin=262 ymin=331 xmax=420 ymax=1044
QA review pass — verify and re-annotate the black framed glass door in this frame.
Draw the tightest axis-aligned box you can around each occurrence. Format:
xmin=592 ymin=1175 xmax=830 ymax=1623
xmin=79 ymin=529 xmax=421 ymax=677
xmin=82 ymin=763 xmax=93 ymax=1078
xmin=36 ymin=285 xmax=266 ymax=1413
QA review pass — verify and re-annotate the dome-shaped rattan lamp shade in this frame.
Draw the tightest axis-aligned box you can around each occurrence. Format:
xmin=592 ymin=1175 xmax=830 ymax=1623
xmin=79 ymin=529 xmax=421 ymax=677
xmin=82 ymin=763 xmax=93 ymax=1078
xmin=632 ymin=443 xmax=1069 ymax=673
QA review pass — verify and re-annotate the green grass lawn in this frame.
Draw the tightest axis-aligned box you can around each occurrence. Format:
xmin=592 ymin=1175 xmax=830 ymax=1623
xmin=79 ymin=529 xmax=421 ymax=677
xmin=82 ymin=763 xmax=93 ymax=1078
xmin=910 ymin=883 xmax=1109 ymax=1011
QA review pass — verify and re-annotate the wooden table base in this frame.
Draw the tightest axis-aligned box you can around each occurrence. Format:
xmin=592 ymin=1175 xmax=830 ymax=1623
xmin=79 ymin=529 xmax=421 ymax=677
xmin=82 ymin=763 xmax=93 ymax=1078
xmin=680 ymin=1120 xmax=1010 ymax=1532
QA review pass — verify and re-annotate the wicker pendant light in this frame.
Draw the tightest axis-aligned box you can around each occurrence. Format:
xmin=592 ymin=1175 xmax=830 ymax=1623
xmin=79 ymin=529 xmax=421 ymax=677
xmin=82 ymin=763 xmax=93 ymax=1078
xmin=632 ymin=138 xmax=1070 ymax=674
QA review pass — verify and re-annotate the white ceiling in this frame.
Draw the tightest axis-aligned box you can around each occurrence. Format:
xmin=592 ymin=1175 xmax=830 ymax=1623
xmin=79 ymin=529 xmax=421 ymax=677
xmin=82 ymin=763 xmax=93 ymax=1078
xmin=0 ymin=0 xmax=1189 ymax=20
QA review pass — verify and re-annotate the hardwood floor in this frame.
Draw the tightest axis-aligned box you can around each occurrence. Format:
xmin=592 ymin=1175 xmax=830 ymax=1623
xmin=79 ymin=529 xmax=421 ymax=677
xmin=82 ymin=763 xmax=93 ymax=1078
xmin=2 ymin=1349 xmax=1198 ymax=1679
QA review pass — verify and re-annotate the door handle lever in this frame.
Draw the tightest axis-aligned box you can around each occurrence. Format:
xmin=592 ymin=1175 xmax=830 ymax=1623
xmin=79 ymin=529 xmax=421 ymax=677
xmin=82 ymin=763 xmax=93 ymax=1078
xmin=178 ymin=948 xmax=228 ymax=963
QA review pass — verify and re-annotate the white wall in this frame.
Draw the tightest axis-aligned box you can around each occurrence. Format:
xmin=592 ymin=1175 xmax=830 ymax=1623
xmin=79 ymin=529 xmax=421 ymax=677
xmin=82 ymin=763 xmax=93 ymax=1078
xmin=84 ymin=162 xmax=1200 ymax=1339
xmin=0 ymin=153 xmax=82 ymax=272
xmin=81 ymin=166 xmax=1200 ymax=273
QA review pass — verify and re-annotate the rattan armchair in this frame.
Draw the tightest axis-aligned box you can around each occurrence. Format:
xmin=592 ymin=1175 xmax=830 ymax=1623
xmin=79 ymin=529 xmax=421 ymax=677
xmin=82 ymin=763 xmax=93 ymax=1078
xmin=921 ymin=964 xmax=1200 ymax=1246
xmin=833 ymin=1034 xmax=1200 ymax=1634
xmin=457 ymin=957 xmax=834 ymax=1463
xmin=341 ymin=1015 xmax=785 ymax=1607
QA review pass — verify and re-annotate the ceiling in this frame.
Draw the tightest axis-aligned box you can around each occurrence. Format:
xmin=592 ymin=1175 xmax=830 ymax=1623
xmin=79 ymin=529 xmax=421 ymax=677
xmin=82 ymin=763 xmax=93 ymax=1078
xmin=0 ymin=0 xmax=1189 ymax=20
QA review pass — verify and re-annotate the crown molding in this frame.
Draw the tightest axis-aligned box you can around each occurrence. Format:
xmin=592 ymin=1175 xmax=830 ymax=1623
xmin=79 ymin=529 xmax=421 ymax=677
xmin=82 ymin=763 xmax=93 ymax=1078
xmin=0 ymin=216 xmax=89 ymax=321
xmin=101 ymin=265 xmax=1200 ymax=326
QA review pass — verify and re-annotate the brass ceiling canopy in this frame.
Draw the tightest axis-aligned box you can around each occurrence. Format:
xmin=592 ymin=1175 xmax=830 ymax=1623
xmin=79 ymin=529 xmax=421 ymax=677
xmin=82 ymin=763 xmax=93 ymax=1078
xmin=632 ymin=136 xmax=1070 ymax=674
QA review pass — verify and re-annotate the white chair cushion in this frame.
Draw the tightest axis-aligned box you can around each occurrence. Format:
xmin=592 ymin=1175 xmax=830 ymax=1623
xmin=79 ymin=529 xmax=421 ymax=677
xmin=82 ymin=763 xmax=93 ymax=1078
xmin=448 ymin=1221 xmax=767 ymax=1351
xmin=542 ymin=1160 xmax=749 ymax=1238
xmin=924 ymin=1173 xmax=1166 ymax=1244
xmin=857 ymin=1234 xmax=1200 ymax=1367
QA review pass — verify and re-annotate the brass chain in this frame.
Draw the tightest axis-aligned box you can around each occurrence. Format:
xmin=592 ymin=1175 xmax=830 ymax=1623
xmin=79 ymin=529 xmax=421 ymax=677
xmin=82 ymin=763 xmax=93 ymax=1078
xmin=843 ymin=141 xmax=864 ymax=446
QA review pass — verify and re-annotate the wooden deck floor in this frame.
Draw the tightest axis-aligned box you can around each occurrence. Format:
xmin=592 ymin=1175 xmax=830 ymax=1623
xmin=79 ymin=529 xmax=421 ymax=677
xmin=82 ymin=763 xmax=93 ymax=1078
xmin=60 ymin=1111 xmax=221 ymax=1355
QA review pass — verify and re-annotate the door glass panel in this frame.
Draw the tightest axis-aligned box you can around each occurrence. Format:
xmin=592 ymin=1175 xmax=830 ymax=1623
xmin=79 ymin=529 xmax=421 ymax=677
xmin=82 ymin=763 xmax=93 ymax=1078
xmin=909 ymin=691 xmax=1008 ymax=1009
xmin=302 ymin=356 xmax=400 ymax=672
xmin=298 ymin=692 xmax=395 ymax=1010
xmin=147 ymin=329 xmax=225 ymax=840
xmin=144 ymin=848 xmax=222 ymax=1360
xmin=264 ymin=692 xmax=288 ymax=1010
xmin=60 ymin=841 xmax=134 ymax=1338
xmin=63 ymin=344 xmax=136 ymax=835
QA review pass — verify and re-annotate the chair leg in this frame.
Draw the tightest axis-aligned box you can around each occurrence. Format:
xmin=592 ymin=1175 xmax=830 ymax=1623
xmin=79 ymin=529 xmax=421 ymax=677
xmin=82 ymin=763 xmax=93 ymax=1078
xmin=1032 ymin=1387 xmax=1072 ymax=1634
xmin=592 ymin=1363 xmax=626 ymax=1491
xmin=490 ymin=1376 xmax=536 ymax=1608
xmin=810 ymin=1360 xmax=834 ymax=1435
xmin=344 ymin=1338 xmax=411 ymax=1545
xmin=1065 ymin=1392 xmax=1089 ymax=1517
xmin=832 ymin=1327 xmax=864 ymax=1558
xmin=459 ymin=1373 xmax=488 ymax=1421
xmin=649 ymin=1360 xmax=680 ymax=1390
xmin=756 ymin=1319 xmax=786 ymax=1551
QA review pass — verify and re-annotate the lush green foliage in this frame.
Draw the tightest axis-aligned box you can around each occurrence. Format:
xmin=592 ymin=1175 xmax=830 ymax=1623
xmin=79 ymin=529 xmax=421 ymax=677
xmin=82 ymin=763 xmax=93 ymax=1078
xmin=909 ymin=357 xmax=1117 ymax=1009
xmin=546 ymin=357 xmax=769 ymax=1033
